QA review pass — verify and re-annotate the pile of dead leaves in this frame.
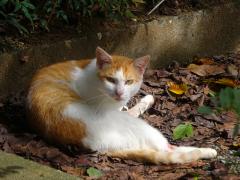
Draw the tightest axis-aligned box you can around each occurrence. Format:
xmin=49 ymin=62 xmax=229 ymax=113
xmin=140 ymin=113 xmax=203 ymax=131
xmin=0 ymin=52 xmax=240 ymax=179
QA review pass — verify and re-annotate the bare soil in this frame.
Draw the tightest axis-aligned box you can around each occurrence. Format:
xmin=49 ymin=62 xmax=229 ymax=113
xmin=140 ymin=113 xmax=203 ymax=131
xmin=0 ymin=52 xmax=239 ymax=179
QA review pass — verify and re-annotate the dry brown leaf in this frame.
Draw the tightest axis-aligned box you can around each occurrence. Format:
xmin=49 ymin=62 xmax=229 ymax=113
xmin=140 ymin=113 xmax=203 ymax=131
xmin=203 ymin=86 xmax=210 ymax=95
xmin=197 ymin=57 xmax=215 ymax=65
xmin=61 ymin=166 xmax=85 ymax=176
xmin=189 ymin=94 xmax=202 ymax=101
xmin=227 ymin=64 xmax=239 ymax=77
xmin=215 ymin=78 xmax=239 ymax=87
xmin=159 ymin=172 xmax=186 ymax=179
xmin=145 ymin=115 xmax=164 ymax=127
xmin=187 ymin=64 xmax=225 ymax=76
xmin=220 ymin=111 xmax=238 ymax=138
xmin=167 ymin=82 xmax=188 ymax=95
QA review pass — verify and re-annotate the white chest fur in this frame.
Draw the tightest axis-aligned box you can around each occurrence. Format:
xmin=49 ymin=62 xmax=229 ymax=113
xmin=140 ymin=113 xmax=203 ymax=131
xmin=63 ymin=102 xmax=169 ymax=152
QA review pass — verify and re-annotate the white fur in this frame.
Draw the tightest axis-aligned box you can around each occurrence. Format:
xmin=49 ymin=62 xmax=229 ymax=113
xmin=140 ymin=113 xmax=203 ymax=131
xmin=65 ymin=59 xmax=169 ymax=151
xmin=63 ymin=58 xmax=217 ymax=161
xmin=128 ymin=95 xmax=155 ymax=117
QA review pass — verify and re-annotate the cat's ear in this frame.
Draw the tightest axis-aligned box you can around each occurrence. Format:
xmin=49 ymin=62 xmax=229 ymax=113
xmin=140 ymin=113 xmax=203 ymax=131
xmin=133 ymin=55 xmax=150 ymax=75
xmin=96 ymin=46 xmax=112 ymax=69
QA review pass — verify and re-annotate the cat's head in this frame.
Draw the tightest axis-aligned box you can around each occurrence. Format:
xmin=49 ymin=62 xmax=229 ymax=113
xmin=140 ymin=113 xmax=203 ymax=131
xmin=96 ymin=47 xmax=150 ymax=103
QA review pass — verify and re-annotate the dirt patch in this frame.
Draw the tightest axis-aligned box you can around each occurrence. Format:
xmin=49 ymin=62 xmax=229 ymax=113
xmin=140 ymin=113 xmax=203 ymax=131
xmin=0 ymin=52 xmax=240 ymax=179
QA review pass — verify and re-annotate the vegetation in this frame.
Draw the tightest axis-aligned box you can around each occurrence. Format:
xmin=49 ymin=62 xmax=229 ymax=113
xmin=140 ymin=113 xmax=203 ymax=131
xmin=198 ymin=87 xmax=240 ymax=137
xmin=1 ymin=0 xmax=235 ymax=34
xmin=86 ymin=167 xmax=103 ymax=178
xmin=173 ymin=123 xmax=194 ymax=140
xmin=0 ymin=0 xmax=141 ymax=34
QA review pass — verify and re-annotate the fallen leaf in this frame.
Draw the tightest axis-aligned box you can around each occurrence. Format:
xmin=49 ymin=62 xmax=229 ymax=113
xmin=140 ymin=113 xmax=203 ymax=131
xmin=214 ymin=78 xmax=239 ymax=87
xmin=189 ymin=94 xmax=202 ymax=101
xmin=211 ymin=161 xmax=228 ymax=177
xmin=87 ymin=167 xmax=103 ymax=178
xmin=227 ymin=64 xmax=239 ymax=77
xmin=145 ymin=115 xmax=164 ymax=127
xmin=163 ymin=101 xmax=176 ymax=110
xmin=198 ymin=106 xmax=212 ymax=115
xmin=197 ymin=57 xmax=215 ymax=65
xmin=167 ymin=82 xmax=188 ymax=95
xmin=160 ymin=172 xmax=186 ymax=179
xmin=220 ymin=175 xmax=240 ymax=180
xmin=203 ymin=86 xmax=215 ymax=95
xmin=187 ymin=64 xmax=225 ymax=76
xmin=220 ymin=111 xmax=238 ymax=138
xmin=61 ymin=166 xmax=85 ymax=176
xmin=145 ymin=69 xmax=171 ymax=78
xmin=173 ymin=123 xmax=194 ymax=140
xmin=144 ymin=80 xmax=160 ymax=88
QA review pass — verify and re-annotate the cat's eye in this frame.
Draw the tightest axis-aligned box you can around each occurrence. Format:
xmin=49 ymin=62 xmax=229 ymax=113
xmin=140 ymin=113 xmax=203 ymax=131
xmin=125 ymin=80 xmax=134 ymax=85
xmin=106 ymin=77 xmax=116 ymax=84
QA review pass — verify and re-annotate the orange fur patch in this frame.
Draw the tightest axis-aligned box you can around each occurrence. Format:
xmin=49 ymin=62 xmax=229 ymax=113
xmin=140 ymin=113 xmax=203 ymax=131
xmin=108 ymin=149 xmax=159 ymax=164
xmin=98 ymin=56 xmax=141 ymax=82
xmin=28 ymin=57 xmax=141 ymax=147
xmin=108 ymin=149 xmax=200 ymax=164
xmin=28 ymin=60 xmax=90 ymax=145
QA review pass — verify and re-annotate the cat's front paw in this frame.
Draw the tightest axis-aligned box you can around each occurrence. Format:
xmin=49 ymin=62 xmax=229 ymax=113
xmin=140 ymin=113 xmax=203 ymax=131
xmin=200 ymin=148 xmax=217 ymax=159
xmin=140 ymin=95 xmax=154 ymax=107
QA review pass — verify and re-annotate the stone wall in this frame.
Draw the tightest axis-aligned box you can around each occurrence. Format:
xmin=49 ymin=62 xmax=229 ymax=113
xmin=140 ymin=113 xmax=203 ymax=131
xmin=0 ymin=3 xmax=239 ymax=101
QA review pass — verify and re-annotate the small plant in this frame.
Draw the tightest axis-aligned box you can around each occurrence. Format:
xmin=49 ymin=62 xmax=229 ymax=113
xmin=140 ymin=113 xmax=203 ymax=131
xmin=87 ymin=167 xmax=103 ymax=178
xmin=1 ymin=0 xmax=143 ymax=33
xmin=198 ymin=87 xmax=240 ymax=136
xmin=173 ymin=123 xmax=194 ymax=140
xmin=0 ymin=0 xmax=36 ymax=34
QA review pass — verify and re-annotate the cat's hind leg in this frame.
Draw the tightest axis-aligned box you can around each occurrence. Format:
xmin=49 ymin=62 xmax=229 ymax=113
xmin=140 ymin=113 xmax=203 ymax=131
xmin=127 ymin=95 xmax=154 ymax=117
xmin=107 ymin=148 xmax=201 ymax=164
xmin=172 ymin=146 xmax=217 ymax=159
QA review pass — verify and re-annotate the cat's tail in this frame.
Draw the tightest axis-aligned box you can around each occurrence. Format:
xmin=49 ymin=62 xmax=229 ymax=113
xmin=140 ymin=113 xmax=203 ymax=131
xmin=108 ymin=147 xmax=217 ymax=164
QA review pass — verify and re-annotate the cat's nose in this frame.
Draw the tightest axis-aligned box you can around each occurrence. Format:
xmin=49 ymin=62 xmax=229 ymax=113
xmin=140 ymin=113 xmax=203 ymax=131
xmin=115 ymin=89 xmax=124 ymax=97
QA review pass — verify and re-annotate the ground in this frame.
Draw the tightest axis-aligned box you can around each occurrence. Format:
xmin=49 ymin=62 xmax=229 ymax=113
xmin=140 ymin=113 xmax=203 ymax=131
xmin=0 ymin=52 xmax=239 ymax=179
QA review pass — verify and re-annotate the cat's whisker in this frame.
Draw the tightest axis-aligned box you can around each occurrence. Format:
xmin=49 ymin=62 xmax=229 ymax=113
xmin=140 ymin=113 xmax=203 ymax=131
xmin=83 ymin=88 xmax=111 ymax=104
xmin=97 ymin=89 xmax=113 ymax=101
xmin=83 ymin=94 xmax=106 ymax=104
xmin=94 ymin=98 xmax=106 ymax=114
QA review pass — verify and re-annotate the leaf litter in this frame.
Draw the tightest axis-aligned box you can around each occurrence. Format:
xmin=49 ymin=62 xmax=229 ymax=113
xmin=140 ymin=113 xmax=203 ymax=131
xmin=0 ymin=52 xmax=240 ymax=179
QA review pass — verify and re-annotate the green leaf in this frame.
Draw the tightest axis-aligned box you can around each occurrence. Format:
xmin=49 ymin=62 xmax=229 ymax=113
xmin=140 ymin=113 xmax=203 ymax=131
xmin=198 ymin=106 xmax=212 ymax=115
xmin=132 ymin=0 xmax=145 ymax=4
xmin=233 ymin=122 xmax=240 ymax=137
xmin=14 ymin=2 xmax=21 ymax=12
xmin=7 ymin=17 xmax=29 ymax=34
xmin=0 ymin=0 xmax=8 ymax=7
xmin=219 ymin=87 xmax=234 ymax=109
xmin=173 ymin=123 xmax=194 ymax=140
xmin=22 ymin=1 xmax=35 ymax=9
xmin=40 ymin=19 xmax=49 ymax=31
xmin=125 ymin=9 xmax=135 ymax=18
xmin=232 ymin=89 xmax=240 ymax=113
xmin=21 ymin=6 xmax=33 ymax=25
xmin=0 ymin=11 xmax=6 ymax=18
xmin=86 ymin=167 xmax=103 ymax=178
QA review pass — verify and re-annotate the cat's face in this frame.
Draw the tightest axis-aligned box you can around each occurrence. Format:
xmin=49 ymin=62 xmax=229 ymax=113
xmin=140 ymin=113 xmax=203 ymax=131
xmin=96 ymin=47 xmax=150 ymax=103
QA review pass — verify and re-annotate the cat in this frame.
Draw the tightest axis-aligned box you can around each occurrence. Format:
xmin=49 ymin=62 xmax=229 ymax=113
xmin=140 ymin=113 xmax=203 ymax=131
xmin=27 ymin=47 xmax=217 ymax=164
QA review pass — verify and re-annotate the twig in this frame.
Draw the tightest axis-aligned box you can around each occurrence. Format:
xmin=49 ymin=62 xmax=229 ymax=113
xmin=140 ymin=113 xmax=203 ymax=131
xmin=47 ymin=0 xmax=58 ymax=24
xmin=147 ymin=0 xmax=166 ymax=16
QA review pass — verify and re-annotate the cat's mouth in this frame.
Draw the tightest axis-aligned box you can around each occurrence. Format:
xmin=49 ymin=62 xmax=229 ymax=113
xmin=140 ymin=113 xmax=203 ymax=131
xmin=114 ymin=96 xmax=124 ymax=101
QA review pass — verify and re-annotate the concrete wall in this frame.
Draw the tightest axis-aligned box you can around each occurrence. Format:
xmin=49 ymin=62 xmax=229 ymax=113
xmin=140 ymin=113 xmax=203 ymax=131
xmin=0 ymin=3 xmax=240 ymax=101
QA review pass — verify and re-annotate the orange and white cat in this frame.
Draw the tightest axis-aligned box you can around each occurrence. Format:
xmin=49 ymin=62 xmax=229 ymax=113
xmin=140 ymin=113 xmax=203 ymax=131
xmin=27 ymin=47 xmax=217 ymax=164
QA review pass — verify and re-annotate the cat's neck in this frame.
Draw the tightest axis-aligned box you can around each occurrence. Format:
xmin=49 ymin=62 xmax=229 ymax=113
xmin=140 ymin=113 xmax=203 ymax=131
xmin=71 ymin=59 xmax=126 ymax=111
